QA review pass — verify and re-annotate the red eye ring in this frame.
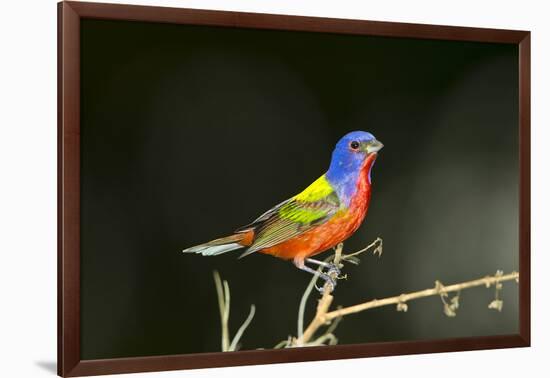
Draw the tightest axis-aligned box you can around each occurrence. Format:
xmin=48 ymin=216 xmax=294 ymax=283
xmin=350 ymin=141 xmax=360 ymax=150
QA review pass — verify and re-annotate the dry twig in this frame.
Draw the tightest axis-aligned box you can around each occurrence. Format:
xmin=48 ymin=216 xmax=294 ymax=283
xmin=213 ymin=238 xmax=519 ymax=350
xmin=292 ymin=239 xmax=519 ymax=346
xmin=213 ymin=271 xmax=256 ymax=352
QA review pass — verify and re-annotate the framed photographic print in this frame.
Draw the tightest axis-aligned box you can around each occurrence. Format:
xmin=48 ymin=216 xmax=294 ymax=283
xmin=58 ymin=1 xmax=530 ymax=376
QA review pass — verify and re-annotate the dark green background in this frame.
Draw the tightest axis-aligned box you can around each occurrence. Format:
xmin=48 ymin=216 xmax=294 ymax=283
xmin=80 ymin=19 xmax=519 ymax=360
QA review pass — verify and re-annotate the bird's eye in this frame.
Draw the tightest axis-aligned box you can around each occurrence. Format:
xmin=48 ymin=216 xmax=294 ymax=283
xmin=350 ymin=141 xmax=360 ymax=150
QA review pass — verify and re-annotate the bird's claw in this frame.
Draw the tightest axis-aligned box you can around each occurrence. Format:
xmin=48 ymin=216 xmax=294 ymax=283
xmin=315 ymin=265 xmax=340 ymax=294
xmin=326 ymin=263 xmax=341 ymax=277
xmin=316 ymin=275 xmax=336 ymax=294
xmin=318 ymin=285 xmax=333 ymax=295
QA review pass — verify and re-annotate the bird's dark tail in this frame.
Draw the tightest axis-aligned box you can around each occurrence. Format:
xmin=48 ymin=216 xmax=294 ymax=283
xmin=182 ymin=233 xmax=249 ymax=256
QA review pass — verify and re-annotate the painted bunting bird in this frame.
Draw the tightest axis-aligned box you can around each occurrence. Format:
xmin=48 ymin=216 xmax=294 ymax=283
xmin=182 ymin=131 xmax=383 ymax=291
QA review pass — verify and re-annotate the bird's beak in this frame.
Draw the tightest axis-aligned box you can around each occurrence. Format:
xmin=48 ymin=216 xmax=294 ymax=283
xmin=366 ymin=139 xmax=384 ymax=154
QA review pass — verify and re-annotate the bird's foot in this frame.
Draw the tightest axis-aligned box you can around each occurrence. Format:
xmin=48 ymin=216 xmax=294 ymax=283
xmin=315 ymin=272 xmax=337 ymax=294
xmin=326 ymin=262 xmax=341 ymax=277
xmin=305 ymin=258 xmax=342 ymax=278
xmin=297 ymin=258 xmax=344 ymax=294
xmin=316 ymin=263 xmax=344 ymax=294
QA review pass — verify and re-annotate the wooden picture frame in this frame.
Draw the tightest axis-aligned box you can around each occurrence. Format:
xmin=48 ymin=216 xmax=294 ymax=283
xmin=58 ymin=1 xmax=530 ymax=376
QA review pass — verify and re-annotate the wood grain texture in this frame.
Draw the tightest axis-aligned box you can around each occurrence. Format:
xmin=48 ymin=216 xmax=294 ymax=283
xmin=518 ymin=33 xmax=531 ymax=346
xmin=66 ymin=1 xmax=528 ymax=43
xmin=68 ymin=335 xmax=525 ymax=377
xmin=57 ymin=1 xmax=531 ymax=376
xmin=58 ymin=2 xmax=81 ymax=376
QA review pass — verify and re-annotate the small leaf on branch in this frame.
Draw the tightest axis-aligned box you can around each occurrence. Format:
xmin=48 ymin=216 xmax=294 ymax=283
xmin=373 ymin=238 xmax=383 ymax=258
xmin=343 ymin=256 xmax=361 ymax=265
xmin=450 ymin=295 xmax=460 ymax=309
xmin=396 ymin=302 xmax=408 ymax=312
xmin=488 ymin=299 xmax=503 ymax=312
xmin=443 ymin=303 xmax=457 ymax=317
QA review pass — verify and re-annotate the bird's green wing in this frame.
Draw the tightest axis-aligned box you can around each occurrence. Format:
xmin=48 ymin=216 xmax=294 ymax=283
xmin=238 ymin=175 xmax=341 ymax=257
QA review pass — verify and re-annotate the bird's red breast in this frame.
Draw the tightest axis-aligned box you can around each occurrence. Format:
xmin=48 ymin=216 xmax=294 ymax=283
xmin=256 ymin=153 xmax=377 ymax=263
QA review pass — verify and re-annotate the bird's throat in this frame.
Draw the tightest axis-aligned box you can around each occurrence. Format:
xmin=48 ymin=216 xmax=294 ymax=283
xmin=363 ymin=153 xmax=378 ymax=185
xmin=327 ymin=153 xmax=377 ymax=207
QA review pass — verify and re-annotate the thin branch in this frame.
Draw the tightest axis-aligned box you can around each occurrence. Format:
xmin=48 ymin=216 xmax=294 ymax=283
xmin=214 ymin=239 xmax=518 ymax=351
xmin=296 ymin=242 xmax=356 ymax=342
xmin=324 ymin=271 xmax=518 ymax=321
xmin=213 ymin=270 xmax=256 ymax=352
xmin=324 ymin=312 xmax=343 ymax=335
xmin=223 ymin=280 xmax=230 ymax=341
xmin=213 ymin=271 xmax=230 ymax=352
xmin=297 ymin=268 xmax=321 ymax=339
xmin=294 ymin=269 xmax=519 ymax=345
xmin=295 ymin=243 xmax=344 ymax=345
xmin=341 ymin=237 xmax=383 ymax=262
xmin=229 ymin=305 xmax=256 ymax=351
xmin=310 ymin=333 xmax=338 ymax=346
xmin=273 ymin=337 xmax=291 ymax=349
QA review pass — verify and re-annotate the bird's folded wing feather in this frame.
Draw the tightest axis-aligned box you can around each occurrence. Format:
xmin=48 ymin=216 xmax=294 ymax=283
xmin=238 ymin=175 xmax=341 ymax=257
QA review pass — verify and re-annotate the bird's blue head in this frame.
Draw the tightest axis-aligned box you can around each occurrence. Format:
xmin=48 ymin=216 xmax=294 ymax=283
xmin=326 ymin=131 xmax=383 ymax=203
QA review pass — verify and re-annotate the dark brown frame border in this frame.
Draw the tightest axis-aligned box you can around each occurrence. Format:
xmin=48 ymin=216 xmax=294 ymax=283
xmin=58 ymin=1 xmax=531 ymax=376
